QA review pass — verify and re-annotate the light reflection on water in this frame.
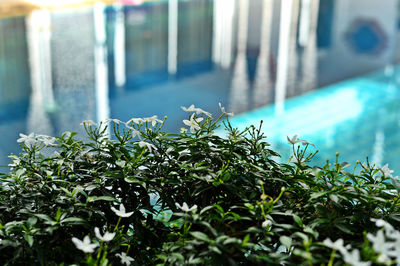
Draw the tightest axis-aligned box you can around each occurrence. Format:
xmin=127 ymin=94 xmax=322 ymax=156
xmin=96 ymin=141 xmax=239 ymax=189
xmin=228 ymin=69 xmax=400 ymax=174
xmin=0 ymin=0 xmax=399 ymax=173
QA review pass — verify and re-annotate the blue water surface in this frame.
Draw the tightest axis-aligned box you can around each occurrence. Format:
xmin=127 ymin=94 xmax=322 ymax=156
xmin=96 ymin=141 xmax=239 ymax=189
xmin=228 ymin=67 xmax=400 ymax=175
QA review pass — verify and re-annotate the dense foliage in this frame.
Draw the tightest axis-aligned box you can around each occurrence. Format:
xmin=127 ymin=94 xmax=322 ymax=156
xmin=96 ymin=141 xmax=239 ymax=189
xmin=1 ymin=105 xmax=400 ymax=265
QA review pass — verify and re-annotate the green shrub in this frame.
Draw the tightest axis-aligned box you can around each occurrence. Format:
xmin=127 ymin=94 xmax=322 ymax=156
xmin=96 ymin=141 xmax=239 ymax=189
xmin=1 ymin=104 xmax=400 ymax=265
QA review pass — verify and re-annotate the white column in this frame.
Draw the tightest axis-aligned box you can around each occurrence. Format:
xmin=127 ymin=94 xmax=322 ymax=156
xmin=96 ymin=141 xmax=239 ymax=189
xmin=168 ymin=0 xmax=178 ymax=75
xmin=114 ymin=3 xmax=126 ymax=89
xmin=253 ymin=0 xmax=274 ymax=108
xmin=94 ymin=2 xmax=110 ymax=125
xmin=229 ymin=0 xmax=250 ymax=114
xmin=25 ymin=9 xmax=54 ymax=135
xmin=275 ymin=0 xmax=294 ymax=114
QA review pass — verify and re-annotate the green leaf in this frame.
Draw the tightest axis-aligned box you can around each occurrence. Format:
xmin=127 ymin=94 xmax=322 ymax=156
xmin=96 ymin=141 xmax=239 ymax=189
xmin=56 ymin=208 xmax=62 ymax=221
xmin=61 ymin=217 xmax=86 ymax=224
xmin=27 ymin=217 xmax=37 ymax=227
xmin=190 ymin=231 xmax=211 ymax=242
xmin=15 ymin=168 xmax=26 ymax=178
xmin=34 ymin=214 xmax=54 ymax=222
xmin=293 ymin=215 xmax=303 ymax=227
xmin=87 ymin=196 xmax=117 ymax=203
xmin=24 ymin=234 xmax=34 ymax=247
xmin=329 ymin=194 xmax=339 ymax=203
xmin=242 ymin=234 xmax=250 ymax=246
xmin=279 ymin=236 xmax=292 ymax=249
xmin=199 ymin=205 xmax=214 ymax=215
xmin=310 ymin=191 xmax=328 ymax=200
xmin=335 ymin=223 xmax=353 ymax=235
xmin=171 ymin=253 xmax=184 ymax=262
xmin=209 ymin=246 xmax=222 ymax=254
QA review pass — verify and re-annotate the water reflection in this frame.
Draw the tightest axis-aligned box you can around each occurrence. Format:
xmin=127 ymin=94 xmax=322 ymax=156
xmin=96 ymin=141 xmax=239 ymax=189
xmin=26 ymin=9 xmax=54 ymax=135
xmin=252 ymin=0 xmax=274 ymax=108
xmin=228 ymin=0 xmax=250 ymax=114
xmin=212 ymin=0 xmax=234 ymax=69
xmin=299 ymin=0 xmax=319 ymax=93
xmin=113 ymin=2 xmax=126 ymax=89
xmin=286 ymin=0 xmax=299 ymax=98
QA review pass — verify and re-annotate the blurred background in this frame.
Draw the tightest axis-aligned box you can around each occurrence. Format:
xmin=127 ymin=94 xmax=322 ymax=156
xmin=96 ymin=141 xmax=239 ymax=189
xmin=1 ymin=0 xmax=400 ymax=173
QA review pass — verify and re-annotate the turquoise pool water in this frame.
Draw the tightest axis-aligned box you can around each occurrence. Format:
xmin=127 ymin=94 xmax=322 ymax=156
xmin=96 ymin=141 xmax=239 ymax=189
xmin=228 ymin=67 xmax=400 ymax=175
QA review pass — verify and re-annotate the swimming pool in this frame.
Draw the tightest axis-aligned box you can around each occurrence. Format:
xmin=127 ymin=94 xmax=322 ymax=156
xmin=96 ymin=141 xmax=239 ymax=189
xmin=228 ymin=66 xmax=400 ymax=175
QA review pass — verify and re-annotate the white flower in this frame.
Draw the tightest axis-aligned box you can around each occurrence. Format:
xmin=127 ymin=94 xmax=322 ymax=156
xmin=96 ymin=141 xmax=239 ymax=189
xmin=323 ymin=238 xmax=349 ymax=254
xmin=178 ymin=149 xmax=190 ymax=156
xmin=181 ymin=104 xmax=197 ymax=113
xmin=183 ymin=114 xmax=203 ymax=133
xmin=287 ymin=135 xmax=301 ymax=145
xmin=390 ymin=237 xmax=400 ymax=261
xmin=116 ymin=252 xmax=135 ymax=265
xmin=125 ymin=125 xmax=141 ymax=138
xmin=106 ymin=118 xmax=122 ymax=124
xmin=342 ymin=249 xmax=371 ymax=266
xmin=71 ymin=236 xmax=97 ymax=253
xmin=80 ymin=120 xmax=96 ymax=126
xmin=300 ymin=139 xmax=315 ymax=148
xmin=175 ymin=202 xmax=197 ymax=212
xmin=262 ymin=220 xmax=272 ymax=229
xmin=143 ymin=115 xmax=162 ymax=127
xmin=111 ymin=204 xmax=134 ymax=218
xmin=115 ymin=160 xmax=126 ymax=168
xmin=181 ymin=104 xmax=212 ymax=117
xmin=287 ymin=135 xmax=315 ymax=147
xmin=218 ymin=102 xmax=234 ymax=117
xmin=381 ymin=164 xmax=394 ymax=178
xmin=367 ymin=230 xmax=392 ymax=255
xmin=17 ymin=133 xmax=37 ymax=146
xmin=371 ymin=218 xmax=395 ymax=235
xmin=94 ymin=227 xmax=115 ymax=242
xmin=180 ymin=127 xmax=188 ymax=133
xmin=8 ymin=155 xmax=20 ymax=167
xmin=38 ymin=135 xmax=57 ymax=146
xmin=126 ymin=118 xmax=143 ymax=125
xmin=376 ymin=253 xmax=391 ymax=264
xmin=137 ymin=141 xmax=156 ymax=152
